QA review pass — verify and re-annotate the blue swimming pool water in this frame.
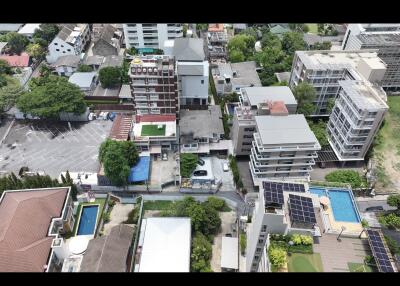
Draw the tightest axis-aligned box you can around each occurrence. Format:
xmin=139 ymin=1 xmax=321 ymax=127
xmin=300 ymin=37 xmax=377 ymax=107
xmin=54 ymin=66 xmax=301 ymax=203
xmin=309 ymin=187 xmax=361 ymax=223
xmin=77 ymin=205 xmax=99 ymax=235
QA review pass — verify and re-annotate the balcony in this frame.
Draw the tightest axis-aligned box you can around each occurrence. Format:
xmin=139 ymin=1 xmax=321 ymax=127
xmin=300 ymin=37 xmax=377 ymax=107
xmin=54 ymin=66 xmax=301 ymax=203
xmin=253 ymin=133 xmax=319 ymax=153
xmin=251 ymin=145 xmax=318 ymax=161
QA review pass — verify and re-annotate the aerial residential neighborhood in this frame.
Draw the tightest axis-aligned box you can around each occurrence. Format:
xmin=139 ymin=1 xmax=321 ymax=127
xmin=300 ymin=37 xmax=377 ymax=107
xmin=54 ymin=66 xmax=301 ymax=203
xmin=1 ymin=22 xmax=400 ymax=274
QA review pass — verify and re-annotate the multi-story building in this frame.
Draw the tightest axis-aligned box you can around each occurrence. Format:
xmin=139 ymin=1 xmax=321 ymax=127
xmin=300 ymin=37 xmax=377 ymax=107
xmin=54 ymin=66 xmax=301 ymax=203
xmin=46 ymin=24 xmax=91 ymax=64
xmin=327 ymin=80 xmax=388 ymax=162
xmin=231 ymin=86 xmax=297 ymax=156
xmin=123 ymin=24 xmax=183 ymax=50
xmin=246 ymin=181 xmax=321 ymax=272
xmin=249 ymin=114 xmax=320 ymax=187
xmin=289 ymin=50 xmax=387 ymax=116
xmin=128 ymin=55 xmax=178 ymax=115
xmin=166 ymin=38 xmax=209 ymax=108
xmin=343 ymin=29 xmax=400 ymax=92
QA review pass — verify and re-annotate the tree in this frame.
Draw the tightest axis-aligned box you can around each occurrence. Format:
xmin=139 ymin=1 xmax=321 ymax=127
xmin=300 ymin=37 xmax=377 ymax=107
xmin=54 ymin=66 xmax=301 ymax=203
xmin=32 ymin=24 xmax=59 ymax=44
xmin=0 ymin=76 xmax=24 ymax=114
xmin=191 ymin=232 xmax=212 ymax=272
xmin=17 ymin=75 xmax=86 ymax=118
xmin=260 ymin=32 xmax=282 ymax=50
xmin=205 ymin=197 xmax=226 ymax=211
xmin=293 ymin=82 xmax=316 ymax=116
xmin=227 ymin=34 xmax=256 ymax=61
xmin=379 ymin=213 xmax=400 ymax=229
xmin=387 ymin=194 xmax=400 ymax=211
xmin=26 ymin=43 xmax=45 ymax=59
xmin=98 ymin=66 xmax=122 ymax=88
xmin=325 ymin=170 xmax=367 ymax=189
xmin=99 ymin=139 xmax=139 ymax=186
xmin=326 ymin=98 xmax=335 ymax=114
xmin=271 ymin=80 xmax=288 ymax=86
xmin=196 ymin=24 xmax=208 ymax=31
xmin=308 ymin=120 xmax=329 ymax=148
xmin=77 ymin=64 xmax=93 ymax=72
xmin=317 ymin=24 xmax=325 ymax=35
xmin=313 ymin=41 xmax=332 ymax=50
xmin=229 ymin=49 xmax=245 ymax=63
xmin=183 ymin=24 xmax=188 ymax=37
xmin=0 ymin=59 xmax=12 ymax=75
xmin=281 ymin=31 xmax=306 ymax=57
xmin=241 ymin=27 xmax=259 ymax=40
xmin=289 ymin=24 xmax=309 ymax=33
xmin=126 ymin=47 xmax=137 ymax=56
xmin=180 ymin=153 xmax=198 ymax=178
xmin=4 ymin=32 xmax=29 ymax=55
xmin=268 ymin=247 xmax=287 ymax=268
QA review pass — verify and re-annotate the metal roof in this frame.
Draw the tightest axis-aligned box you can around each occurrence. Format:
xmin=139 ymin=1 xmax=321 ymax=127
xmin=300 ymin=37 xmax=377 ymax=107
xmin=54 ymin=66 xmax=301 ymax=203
xmin=221 ymin=237 xmax=239 ymax=270
xmin=172 ymin=38 xmax=205 ymax=61
xmin=68 ymin=72 xmax=97 ymax=88
xmin=242 ymin=86 xmax=297 ymax=106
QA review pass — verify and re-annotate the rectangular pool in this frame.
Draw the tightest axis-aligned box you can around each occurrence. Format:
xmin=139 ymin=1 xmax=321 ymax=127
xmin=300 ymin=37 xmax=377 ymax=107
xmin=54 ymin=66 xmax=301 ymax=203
xmin=309 ymin=187 xmax=361 ymax=223
xmin=76 ymin=205 xmax=99 ymax=236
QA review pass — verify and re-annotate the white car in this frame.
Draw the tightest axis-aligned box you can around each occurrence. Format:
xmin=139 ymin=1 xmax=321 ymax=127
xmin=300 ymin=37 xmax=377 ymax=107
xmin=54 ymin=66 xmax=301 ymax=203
xmin=223 ymin=163 xmax=229 ymax=172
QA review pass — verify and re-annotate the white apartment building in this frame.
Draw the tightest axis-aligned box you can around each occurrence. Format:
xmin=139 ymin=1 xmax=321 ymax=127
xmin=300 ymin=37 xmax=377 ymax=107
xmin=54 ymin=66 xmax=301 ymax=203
xmin=231 ymin=86 xmax=297 ymax=156
xmin=327 ymin=80 xmax=388 ymax=161
xmin=167 ymin=38 xmax=209 ymax=108
xmin=46 ymin=24 xmax=90 ymax=64
xmin=342 ymin=24 xmax=400 ymax=92
xmin=249 ymin=114 xmax=320 ymax=187
xmin=123 ymin=24 xmax=183 ymax=50
xmin=246 ymin=181 xmax=320 ymax=272
xmin=289 ymin=50 xmax=387 ymax=116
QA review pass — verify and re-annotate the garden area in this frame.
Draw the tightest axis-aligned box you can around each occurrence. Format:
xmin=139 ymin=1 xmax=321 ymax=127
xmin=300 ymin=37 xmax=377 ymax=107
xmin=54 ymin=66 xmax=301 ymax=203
xmin=324 ymin=170 xmax=368 ymax=189
xmin=141 ymin=124 xmax=166 ymax=136
xmin=268 ymin=233 xmax=323 ymax=272
xmin=180 ymin=153 xmax=198 ymax=178
xmin=228 ymin=155 xmax=246 ymax=194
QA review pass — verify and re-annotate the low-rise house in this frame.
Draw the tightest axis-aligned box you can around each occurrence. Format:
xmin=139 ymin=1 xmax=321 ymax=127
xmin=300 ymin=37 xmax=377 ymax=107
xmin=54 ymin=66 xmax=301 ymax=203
xmin=274 ymin=72 xmax=291 ymax=83
xmin=0 ymin=24 xmax=23 ymax=33
xmin=179 ymin=106 xmax=228 ymax=155
xmin=207 ymin=23 xmax=228 ymax=60
xmin=269 ymin=25 xmax=291 ymax=39
xmin=134 ymin=217 xmax=191 ymax=272
xmin=100 ymin=55 xmax=123 ymax=69
xmin=51 ymin=55 xmax=81 ymax=77
xmin=80 ymin=224 xmax=134 ymax=272
xmin=17 ymin=24 xmax=41 ymax=42
xmin=0 ymin=52 xmax=31 ymax=68
xmin=212 ymin=61 xmax=262 ymax=95
xmin=92 ymin=24 xmax=122 ymax=57
xmin=233 ymin=24 xmax=248 ymax=35
xmin=83 ymin=55 xmax=104 ymax=71
xmin=0 ymin=187 xmax=74 ymax=272
xmin=231 ymin=86 xmax=297 ymax=156
xmin=68 ymin=72 xmax=97 ymax=94
xmin=46 ymin=24 xmax=91 ymax=64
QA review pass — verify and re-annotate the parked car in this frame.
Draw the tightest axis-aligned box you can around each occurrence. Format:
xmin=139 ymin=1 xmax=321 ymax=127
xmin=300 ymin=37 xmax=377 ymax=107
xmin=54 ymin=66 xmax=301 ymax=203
xmin=193 ymin=170 xmax=207 ymax=176
xmin=223 ymin=162 xmax=229 ymax=172
xmin=225 ymin=233 xmax=233 ymax=237
xmin=365 ymin=206 xmax=384 ymax=212
xmin=198 ymin=158 xmax=205 ymax=166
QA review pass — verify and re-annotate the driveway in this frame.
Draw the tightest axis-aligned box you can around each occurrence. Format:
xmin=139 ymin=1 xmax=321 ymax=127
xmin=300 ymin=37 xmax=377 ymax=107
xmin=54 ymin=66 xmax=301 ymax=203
xmin=150 ymin=150 xmax=178 ymax=188
xmin=236 ymin=158 xmax=255 ymax=192
xmin=210 ymin=156 xmax=235 ymax=192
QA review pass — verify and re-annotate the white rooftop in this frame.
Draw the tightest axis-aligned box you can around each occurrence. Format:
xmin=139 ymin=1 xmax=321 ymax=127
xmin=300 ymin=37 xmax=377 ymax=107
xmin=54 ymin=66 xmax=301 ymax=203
xmin=137 ymin=217 xmax=191 ymax=272
xmin=221 ymin=237 xmax=239 ymax=270
xmin=17 ymin=24 xmax=41 ymax=35
xmin=255 ymin=114 xmax=320 ymax=146
xmin=68 ymin=72 xmax=97 ymax=89
xmin=133 ymin=120 xmax=176 ymax=139
xmin=339 ymin=80 xmax=388 ymax=110
xmin=242 ymin=86 xmax=297 ymax=106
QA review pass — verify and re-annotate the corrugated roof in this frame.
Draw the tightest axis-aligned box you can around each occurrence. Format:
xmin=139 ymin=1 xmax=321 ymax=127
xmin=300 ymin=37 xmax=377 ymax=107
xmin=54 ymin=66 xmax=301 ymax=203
xmin=68 ymin=72 xmax=97 ymax=88
xmin=0 ymin=187 xmax=69 ymax=272
xmin=52 ymin=55 xmax=80 ymax=68
xmin=221 ymin=237 xmax=239 ymax=270
xmin=135 ymin=114 xmax=176 ymax=123
xmin=172 ymin=38 xmax=205 ymax=61
xmin=0 ymin=53 xmax=30 ymax=67
xmin=109 ymin=114 xmax=133 ymax=141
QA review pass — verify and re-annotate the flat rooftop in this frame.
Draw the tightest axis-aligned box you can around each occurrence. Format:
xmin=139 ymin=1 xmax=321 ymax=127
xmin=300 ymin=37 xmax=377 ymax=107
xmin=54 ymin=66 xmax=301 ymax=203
xmin=217 ymin=61 xmax=262 ymax=87
xmin=242 ymin=86 xmax=297 ymax=106
xmin=339 ymin=80 xmax=388 ymax=110
xmin=296 ymin=50 xmax=386 ymax=71
xmin=357 ymin=33 xmax=400 ymax=46
xmin=137 ymin=217 xmax=191 ymax=272
xmin=133 ymin=118 xmax=176 ymax=139
xmin=255 ymin=114 xmax=320 ymax=146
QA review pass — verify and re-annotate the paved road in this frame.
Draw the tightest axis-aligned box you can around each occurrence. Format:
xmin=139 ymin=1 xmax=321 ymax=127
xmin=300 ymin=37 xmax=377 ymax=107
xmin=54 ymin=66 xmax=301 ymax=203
xmin=356 ymin=198 xmax=396 ymax=212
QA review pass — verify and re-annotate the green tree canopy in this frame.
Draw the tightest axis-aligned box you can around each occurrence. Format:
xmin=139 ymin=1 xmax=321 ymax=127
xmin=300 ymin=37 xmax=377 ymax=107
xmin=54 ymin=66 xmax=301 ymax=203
xmin=229 ymin=49 xmax=245 ymax=63
xmin=0 ymin=59 xmax=12 ymax=75
xmin=293 ymin=82 xmax=317 ymax=116
xmin=180 ymin=153 xmax=198 ymax=178
xmin=308 ymin=120 xmax=329 ymax=148
xmin=227 ymin=34 xmax=256 ymax=61
xmin=313 ymin=41 xmax=332 ymax=50
xmin=268 ymin=247 xmax=287 ymax=268
xmin=33 ymin=24 xmax=59 ymax=45
xmin=281 ymin=31 xmax=306 ymax=57
xmin=191 ymin=232 xmax=213 ymax=272
xmin=0 ymin=76 xmax=24 ymax=114
xmin=387 ymin=194 xmax=400 ymax=210
xmin=1 ymin=32 xmax=29 ymax=55
xmin=98 ymin=66 xmax=122 ymax=88
xmin=77 ymin=64 xmax=93 ymax=72
xmin=325 ymin=170 xmax=367 ymax=189
xmin=260 ymin=32 xmax=282 ymax=50
xmin=17 ymin=75 xmax=86 ymax=118
xmin=26 ymin=43 xmax=45 ymax=59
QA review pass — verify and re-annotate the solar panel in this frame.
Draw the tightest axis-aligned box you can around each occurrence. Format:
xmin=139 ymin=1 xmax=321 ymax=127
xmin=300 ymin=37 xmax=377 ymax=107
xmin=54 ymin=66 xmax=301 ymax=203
xmin=367 ymin=229 xmax=396 ymax=273
xmin=288 ymin=194 xmax=317 ymax=224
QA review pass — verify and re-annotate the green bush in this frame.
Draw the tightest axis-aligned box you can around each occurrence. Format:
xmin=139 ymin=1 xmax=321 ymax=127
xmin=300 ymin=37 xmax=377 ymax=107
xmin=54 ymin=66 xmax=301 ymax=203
xmin=268 ymin=247 xmax=287 ymax=268
xmin=229 ymin=155 xmax=242 ymax=188
xmin=180 ymin=153 xmax=198 ymax=178
xmin=288 ymin=244 xmax=313 ymax=254
xmin=379 ymin=213 xmax=400 ymax=229
xmin=191 ymin=232 xmax=212 ymax=272
xmin=124 ymin=206 xmax=140 ymax=224
xmin=240 ymin=233 xmax=247 ymax=255
xmin=103 ymin=212 xmax=110 ymax=223
xmin=384 ymin=235 xmax=400 ymax=255
xmin=364 ymin=255 xmax=375 ymax=265
xmin=300 ymin=235 xmax=313 ymax=245
xmin=205 ymin=197 xmax=226 ymax=211
xmin=387 ymin=194 xmax=400 ymax=210
xmin=291 ymin=234 xmax=302 ymax=245
xmin=325 ymin=170 xmax=367 ymax=189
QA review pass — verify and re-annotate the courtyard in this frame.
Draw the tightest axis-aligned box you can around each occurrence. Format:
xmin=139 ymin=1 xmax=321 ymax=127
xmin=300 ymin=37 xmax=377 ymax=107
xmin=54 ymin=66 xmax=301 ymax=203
xmin=0 ymin=120 xmax=112 ymax=178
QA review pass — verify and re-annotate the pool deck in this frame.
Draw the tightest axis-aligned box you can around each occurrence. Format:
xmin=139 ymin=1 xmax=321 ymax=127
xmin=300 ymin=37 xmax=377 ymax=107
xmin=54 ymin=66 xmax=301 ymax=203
xmin=74 ymin=203 xmax=101 ymax=237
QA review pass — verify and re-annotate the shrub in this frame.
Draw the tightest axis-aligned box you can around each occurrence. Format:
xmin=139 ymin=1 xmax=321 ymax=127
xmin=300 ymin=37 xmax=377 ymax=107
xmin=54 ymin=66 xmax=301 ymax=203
xmin=108 ymin=200 xmax=116 ymax=208
xmin=268 ymin=247 xmax=287 ymax=268
xmin=205 ymin=196 xmax=226 ymax=211
xmin=364 ymin=255 xmax=375 ymax=265
xmin=361 ymin=219 xmax=369 ymax=228
xmin=379 ymin=213 xmax=400 ymax=229
xmin=191 ymin=232 xmax=212 ymax=272
xmin=124 ymin=206 xmax=140 ymax=224
xmin=180 ymin=153 xmax=198 ymax=178
xmin=291 ymin=234 xmax=302 ymax=245
xmin=325 ymin=170 xmax=367 ymax=189
xmin=240 ymin=233 xmax=247 ymax=255
xmin=384 ymin=235 xmax=400 ymax=256
xmin=387 ymin=194 xmax=400 ymax=210
xmin=98 ymin=66 xmax=122 ymax=88
xmin=103 ymin=212 xmax=110 ymax=223
xmin=300 ymin=235 xmax=313 ymax=245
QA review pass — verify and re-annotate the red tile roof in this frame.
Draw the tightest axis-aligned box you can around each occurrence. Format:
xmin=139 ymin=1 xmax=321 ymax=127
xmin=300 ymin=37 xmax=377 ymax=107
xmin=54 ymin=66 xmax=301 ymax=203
xmin=0 ymin=187 xmax=69 ymax=272
xmin=208 ymin=24 xmax=224 ymax=32
xmin=0 ymin=52 xmax=30 ymax=67
xmin=270 ymin=101 xmax=289 ymax=115
xmin=109 ymin=114 xmax=133 ymax=141
xmin=135 ymin=114 xmax=176 ymax=123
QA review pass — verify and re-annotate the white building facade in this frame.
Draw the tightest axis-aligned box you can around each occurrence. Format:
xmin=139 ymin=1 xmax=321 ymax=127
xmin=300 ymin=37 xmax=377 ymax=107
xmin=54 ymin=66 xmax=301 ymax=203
xmin=123 ymin=24 xmax=183 ymax=50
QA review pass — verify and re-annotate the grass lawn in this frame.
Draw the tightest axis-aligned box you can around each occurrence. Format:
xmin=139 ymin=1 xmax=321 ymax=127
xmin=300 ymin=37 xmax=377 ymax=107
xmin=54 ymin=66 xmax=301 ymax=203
xmin=306 ymin=24 xmax=318 ymax=34
xmin=72 ymin=198 xmax=106 ymax=235
xmin=287 ymin=253 xmax=324 ymax=272
xmin=141 ymin=124 xmax=166 ymax=136
xmin=143 ymin=200 xmax=174 ymax=211
xmin=348 ymin=262 xmax=373 ymax=272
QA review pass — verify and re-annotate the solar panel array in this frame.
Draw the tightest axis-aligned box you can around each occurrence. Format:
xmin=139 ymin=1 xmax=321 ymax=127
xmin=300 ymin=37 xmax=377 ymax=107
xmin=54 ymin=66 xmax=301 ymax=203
xmin=367 ymin=229 xmax=395 ymax=273
xmin=288 ymin=194 xmax=316 ymax=224
xmin=263 ymin=181 xmax=306 ymax=206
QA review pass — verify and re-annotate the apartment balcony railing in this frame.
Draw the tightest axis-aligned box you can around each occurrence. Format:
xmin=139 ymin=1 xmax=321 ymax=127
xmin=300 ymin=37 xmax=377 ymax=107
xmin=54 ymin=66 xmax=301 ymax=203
xmin=250 ymin=152 xmax=315 ymax=168
xmin=251 ymin=145 xmax=318 ymax=161
xmin=249 ymin=160 xmax=312 ymax=176
xmin=253 ymin=133 xmax=320 ymax=153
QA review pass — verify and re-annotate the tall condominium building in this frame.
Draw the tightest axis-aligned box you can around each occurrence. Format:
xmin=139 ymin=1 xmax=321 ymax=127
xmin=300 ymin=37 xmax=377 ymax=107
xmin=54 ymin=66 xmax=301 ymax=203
xmin=327 ymin=80 xmax=388 ymax=161
xmin=128 ymin=55 xmax=178 ymax=115
xmin=289 ymin=50 xmax=387 ymax=116
xmin=123 ymin=24 xmax=183 ymax=50
xmin=231 ymin=86 xmax=297 ymax=156
xmin=249 ymin=114 xmax=320 ymax=188
xmin=343 ymin=25 xmax=400 ymax=92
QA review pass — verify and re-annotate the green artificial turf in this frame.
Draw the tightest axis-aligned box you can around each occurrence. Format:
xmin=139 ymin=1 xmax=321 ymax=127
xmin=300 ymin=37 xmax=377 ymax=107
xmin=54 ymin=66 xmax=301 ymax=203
xmin=348 ymin=262 xmax=373 ymax=272
xmin=141 ymin=124 xmax=166 ymax=136
xmin=287 ymin=253 xmax=324 ymax=272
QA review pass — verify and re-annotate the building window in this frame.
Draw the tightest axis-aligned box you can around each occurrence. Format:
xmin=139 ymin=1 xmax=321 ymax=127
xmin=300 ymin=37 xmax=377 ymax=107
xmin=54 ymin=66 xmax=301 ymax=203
xmin=258 ymin=239 xmax=263 ymax=244
xmin=56 ymin=49 xmax=60 ymax=51
xmin=54 ymin=43 xmax=58 ymax=45
xmin=261 ymin=225 xmax=267 ymax=232
xmin=256 ymin=248 xmax=262 ymax=252
xmin=67 ymin=49 xmax=71 ymax=52
xmin=61 ymin=45 xmax=64 ymax=48
xmin=244 ymin=127 xmax=255 ymax=132
xmin=201 ymin=80 xmax=204 ymax=84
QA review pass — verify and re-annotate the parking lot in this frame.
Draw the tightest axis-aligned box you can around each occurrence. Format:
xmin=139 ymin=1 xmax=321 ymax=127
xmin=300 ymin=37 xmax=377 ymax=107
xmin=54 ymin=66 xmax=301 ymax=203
xmin=150 ymin=150 xmax=179 ymax=188
xmin=210 ymin=156 xmax=235 ymax=192
xmin=0 ymin=120 xmax=112 ymax=178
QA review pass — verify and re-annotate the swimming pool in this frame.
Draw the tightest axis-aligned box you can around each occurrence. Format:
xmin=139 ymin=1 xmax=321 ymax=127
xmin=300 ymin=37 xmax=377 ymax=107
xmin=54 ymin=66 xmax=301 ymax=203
xmin=309 ymin=187 xmax=361 ymax=223
xmin=76 ymin=205 xmax=99 ymax=236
